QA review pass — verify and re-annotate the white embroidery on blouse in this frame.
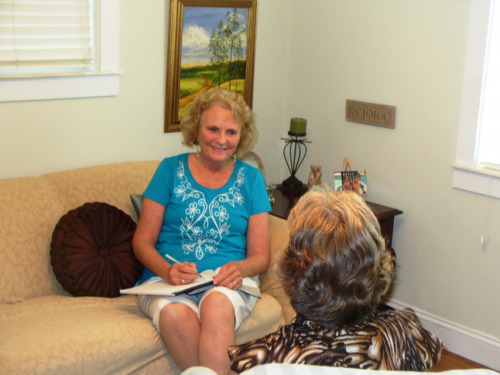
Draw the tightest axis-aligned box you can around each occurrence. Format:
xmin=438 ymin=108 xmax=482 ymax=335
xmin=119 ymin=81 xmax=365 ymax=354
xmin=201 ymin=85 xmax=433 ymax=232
xmin=175 ymin=161 xmax=245 ymax=260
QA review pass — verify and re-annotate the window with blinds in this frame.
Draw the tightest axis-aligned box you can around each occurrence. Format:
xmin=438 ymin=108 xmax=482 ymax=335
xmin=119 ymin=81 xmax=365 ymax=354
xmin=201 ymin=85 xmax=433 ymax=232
xmin=477 ymin=0 xmax=500 ymax=170
xmin=0 ymin=0 xmax=96 ymax=73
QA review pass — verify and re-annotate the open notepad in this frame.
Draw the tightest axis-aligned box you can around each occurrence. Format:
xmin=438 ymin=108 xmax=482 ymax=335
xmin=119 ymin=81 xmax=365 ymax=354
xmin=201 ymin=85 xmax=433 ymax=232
xmin=120 ymin=270 xmax=261 ymax=298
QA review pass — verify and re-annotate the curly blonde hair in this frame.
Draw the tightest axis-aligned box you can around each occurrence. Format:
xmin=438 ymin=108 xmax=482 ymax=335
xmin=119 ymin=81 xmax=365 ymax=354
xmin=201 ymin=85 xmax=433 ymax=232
xmin=278 ymin=189 xmax=395 ymax=330
xmin=180 ymin=89 xmax=258 ymax=159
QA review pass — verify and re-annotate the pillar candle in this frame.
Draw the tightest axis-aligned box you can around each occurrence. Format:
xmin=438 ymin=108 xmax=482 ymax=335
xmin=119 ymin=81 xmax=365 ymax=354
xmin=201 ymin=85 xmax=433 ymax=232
xmin=290 ymin=118 xmax=307 ymax=135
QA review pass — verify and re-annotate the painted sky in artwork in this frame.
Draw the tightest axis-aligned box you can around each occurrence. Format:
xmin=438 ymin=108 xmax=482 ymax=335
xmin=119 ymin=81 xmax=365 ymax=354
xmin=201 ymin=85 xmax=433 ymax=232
xmin=182 ymin=7 xmax=248 ymax=67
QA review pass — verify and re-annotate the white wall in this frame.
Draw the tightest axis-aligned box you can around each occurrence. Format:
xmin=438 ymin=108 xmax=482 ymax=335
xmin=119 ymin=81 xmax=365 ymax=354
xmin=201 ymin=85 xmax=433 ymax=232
xmin=250 ymin=0 xmax=292 ymax=183
xmin=1 ymin=0 xmax=499 ymax=363
xmin=274 ymin=0 xmax=500 ymax=343
xmin=0 ymin=1 xmax=184 ymax=179
xmin=0 ymin=0 xmax=290 ymax=181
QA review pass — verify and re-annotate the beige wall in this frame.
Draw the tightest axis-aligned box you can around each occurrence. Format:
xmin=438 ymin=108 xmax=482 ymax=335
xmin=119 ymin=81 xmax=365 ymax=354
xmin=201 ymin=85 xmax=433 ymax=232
xmin=1 ymin=0 xmax=499 ymax=342
xmin=273 ymin=0 xmax=500 ymax=340
xmin=0 ymin=0 xmax=289 ymax=180
xmin=0 ymin=1 xmax=183 ymax=179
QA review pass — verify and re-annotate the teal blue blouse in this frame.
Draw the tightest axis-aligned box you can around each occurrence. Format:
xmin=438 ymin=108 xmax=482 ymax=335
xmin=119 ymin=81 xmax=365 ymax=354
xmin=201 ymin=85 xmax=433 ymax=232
xmin=139 ymin=153 xmax=271 ymax=283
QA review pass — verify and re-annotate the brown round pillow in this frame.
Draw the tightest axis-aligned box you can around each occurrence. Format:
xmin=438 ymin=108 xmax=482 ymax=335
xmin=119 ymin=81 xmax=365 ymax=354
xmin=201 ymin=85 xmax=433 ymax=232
xmin=51 ymin=202 xmax=143 ymax=297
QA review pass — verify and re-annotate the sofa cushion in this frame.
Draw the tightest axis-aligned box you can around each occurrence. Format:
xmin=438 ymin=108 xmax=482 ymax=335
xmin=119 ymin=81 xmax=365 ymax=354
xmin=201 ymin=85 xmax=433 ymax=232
xmin=0 ymin=176 xmax=68 ymax=304
xmin=50 ymin=202 xmax=143 ymax=297
xmin=43 ymin=161 xmax=161 ymax=220
xmin=0 ymin=292 xmax=283 ymax=375
xmin=0 ymin=295 xmax=178 ymax=375
xmin=236 ymin=293 xmax=284 ymax=345
xmin=0 ymin=161 xmax=161 ymax=304
xmin=260 ymin=216 xmax=296 ymax=324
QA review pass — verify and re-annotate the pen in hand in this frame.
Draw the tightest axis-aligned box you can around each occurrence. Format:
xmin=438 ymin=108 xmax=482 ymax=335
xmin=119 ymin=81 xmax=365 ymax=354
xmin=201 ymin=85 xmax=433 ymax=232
xmin=165 ymin=254 xmax=199 ymax=277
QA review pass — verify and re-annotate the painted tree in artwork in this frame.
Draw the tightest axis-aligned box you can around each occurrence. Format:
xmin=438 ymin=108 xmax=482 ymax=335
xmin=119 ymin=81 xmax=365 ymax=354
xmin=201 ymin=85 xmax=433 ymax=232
xmin=233 ymin=33 xmax=244 ymax=92
xmin=224 ymin=8 xmax=246 ymax=90
xmin=208 ymin=20 xmax=228 ymax=88
xmin=208 ymin=8 xmax=246 ymax=89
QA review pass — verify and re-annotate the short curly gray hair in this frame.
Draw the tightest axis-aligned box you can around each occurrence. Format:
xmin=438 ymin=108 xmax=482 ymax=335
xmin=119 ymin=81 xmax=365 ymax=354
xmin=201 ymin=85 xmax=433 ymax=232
xmin=278 ymin=189 xmax=395 ymax=330
xmin=180 ymin=89 xmax=258 ymax=159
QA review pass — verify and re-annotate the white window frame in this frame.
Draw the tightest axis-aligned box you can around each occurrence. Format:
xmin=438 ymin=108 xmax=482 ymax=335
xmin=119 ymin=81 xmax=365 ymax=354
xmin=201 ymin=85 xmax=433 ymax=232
xmin=0 ymin=0 xmax=121 ymax=103
xmin=453 ymin=0 xmax=500 ymax=199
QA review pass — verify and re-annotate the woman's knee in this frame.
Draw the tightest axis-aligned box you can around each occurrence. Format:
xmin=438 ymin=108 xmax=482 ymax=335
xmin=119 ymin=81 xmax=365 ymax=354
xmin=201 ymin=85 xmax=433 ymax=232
xmin=203 ymin=291 xmax=233 ymax=309
xmin=200 ymin=291 xmax=235 ymax=322
xmin=160 ymin=303 xmax=199 ymax=327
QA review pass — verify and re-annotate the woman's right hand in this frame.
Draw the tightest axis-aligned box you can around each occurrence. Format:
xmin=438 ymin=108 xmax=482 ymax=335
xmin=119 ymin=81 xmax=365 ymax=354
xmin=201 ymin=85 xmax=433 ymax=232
xmin=165 ymin=262 xmax=198 ymax=285
xmin=133 ymin=198 xmax=199 ymax=286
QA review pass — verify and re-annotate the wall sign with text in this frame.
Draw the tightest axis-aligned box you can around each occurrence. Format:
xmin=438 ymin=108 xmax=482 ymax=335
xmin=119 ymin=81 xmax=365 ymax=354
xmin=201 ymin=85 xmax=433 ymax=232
xmin=345 ymin=100 xmax=396 ymax=129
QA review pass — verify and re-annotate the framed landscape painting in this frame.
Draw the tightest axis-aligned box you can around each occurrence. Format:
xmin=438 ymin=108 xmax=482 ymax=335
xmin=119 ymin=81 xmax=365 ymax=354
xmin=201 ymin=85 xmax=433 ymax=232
xmin=164 ymin=0 xmax=258 ymax=132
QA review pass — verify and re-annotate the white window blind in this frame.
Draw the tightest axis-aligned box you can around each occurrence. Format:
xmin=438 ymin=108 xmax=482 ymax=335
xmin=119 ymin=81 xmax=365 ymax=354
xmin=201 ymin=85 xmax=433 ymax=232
xmin=0 ymin=0 xmax=95 ymax=73
xmin=477 ymin=0 xmax=500 ymax=169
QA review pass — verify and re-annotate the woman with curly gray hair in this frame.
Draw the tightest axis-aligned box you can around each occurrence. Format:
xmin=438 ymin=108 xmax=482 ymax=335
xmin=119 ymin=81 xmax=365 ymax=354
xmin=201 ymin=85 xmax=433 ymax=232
xmin=133 ymin=89 xmax=270 ymax=375
xmin=229 ymin=189 xmax=442 ymax=372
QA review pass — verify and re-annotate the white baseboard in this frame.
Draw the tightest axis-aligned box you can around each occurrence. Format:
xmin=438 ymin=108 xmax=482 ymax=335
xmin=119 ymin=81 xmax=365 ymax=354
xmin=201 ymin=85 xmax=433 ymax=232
xmin=387 ymin=300 xmax=500 ymax=371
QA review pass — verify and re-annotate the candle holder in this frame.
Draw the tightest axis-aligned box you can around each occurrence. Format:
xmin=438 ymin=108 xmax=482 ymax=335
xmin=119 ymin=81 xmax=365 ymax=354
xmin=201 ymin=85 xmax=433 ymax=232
xmin=276 ymin=132 xmax=311 ymax=194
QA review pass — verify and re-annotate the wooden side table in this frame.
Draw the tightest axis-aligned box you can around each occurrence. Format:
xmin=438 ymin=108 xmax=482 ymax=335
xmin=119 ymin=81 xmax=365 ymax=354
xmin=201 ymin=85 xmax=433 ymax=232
xmin=269 ymin=186 xmax=403 ymax=251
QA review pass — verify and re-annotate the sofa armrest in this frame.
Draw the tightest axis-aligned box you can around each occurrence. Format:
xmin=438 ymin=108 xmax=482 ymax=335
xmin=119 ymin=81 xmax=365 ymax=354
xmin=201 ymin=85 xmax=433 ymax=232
xmin=259 ymin=215 xmax=296 ymax=325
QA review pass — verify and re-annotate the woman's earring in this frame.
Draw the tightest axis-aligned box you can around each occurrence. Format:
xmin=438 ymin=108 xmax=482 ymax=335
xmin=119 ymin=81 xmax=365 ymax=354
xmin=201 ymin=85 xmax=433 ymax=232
xmin=196 ymin=144 xmax=200 ymax=157
xmin=232 ymin=153 xmax=237 ymax=162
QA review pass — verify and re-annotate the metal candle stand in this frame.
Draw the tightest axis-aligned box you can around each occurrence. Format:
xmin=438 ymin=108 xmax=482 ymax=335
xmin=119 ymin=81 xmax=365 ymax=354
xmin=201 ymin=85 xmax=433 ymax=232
xmin=276 ymin=132 xmax=312 ymax=194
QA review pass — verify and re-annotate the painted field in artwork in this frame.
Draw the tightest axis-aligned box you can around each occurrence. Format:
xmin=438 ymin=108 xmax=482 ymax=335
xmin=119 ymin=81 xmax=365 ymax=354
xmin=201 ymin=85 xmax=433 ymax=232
xmin=179 ymin=77 xmax=208 ymax=98
xmin=218 ymin=79 xmax=245 ymax=96
xmin=178 ymin=79 xmax=245 ymax=118
xmin=178 ymin=6 xmax=249 ymax=117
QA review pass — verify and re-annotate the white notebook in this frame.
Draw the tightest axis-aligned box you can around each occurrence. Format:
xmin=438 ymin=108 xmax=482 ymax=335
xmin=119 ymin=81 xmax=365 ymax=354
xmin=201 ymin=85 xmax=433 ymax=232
xmin=120 ymin=269 xmax=261 ymax=298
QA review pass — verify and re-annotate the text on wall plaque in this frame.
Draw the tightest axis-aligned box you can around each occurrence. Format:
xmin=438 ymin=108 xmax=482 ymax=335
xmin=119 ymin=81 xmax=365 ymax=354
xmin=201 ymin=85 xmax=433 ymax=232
xmin=346 ymin=100 xmax=395 ymax=129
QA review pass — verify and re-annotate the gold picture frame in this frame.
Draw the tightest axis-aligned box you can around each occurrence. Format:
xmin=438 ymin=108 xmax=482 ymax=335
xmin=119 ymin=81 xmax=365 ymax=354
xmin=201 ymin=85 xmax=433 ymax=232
xmin=164 ymin=0 xmax=258 ymax=133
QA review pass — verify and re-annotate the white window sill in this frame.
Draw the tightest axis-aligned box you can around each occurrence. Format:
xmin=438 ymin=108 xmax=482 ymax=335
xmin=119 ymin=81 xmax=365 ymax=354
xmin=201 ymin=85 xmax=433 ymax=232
xmin=452 ymin=163 xmax=500 ymax=199
xmin=0 ymin=71 xmax=123 ymax=102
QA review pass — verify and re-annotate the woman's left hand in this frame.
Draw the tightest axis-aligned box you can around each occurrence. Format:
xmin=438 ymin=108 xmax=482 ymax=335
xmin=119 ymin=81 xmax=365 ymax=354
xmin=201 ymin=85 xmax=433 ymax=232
xmin=213 ymin=261 xmax=242 ymax=290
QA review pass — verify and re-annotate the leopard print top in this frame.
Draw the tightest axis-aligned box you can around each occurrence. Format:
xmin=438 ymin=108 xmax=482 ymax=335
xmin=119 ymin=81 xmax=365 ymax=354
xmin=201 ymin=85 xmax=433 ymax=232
xmin=228 ymin=308 xmax=442 ymax=373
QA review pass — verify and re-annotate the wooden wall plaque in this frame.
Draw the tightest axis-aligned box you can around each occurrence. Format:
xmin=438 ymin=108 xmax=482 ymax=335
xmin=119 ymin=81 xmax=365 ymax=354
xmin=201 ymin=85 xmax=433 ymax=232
xmin=346 ymin=100 xmax=395 ymax=129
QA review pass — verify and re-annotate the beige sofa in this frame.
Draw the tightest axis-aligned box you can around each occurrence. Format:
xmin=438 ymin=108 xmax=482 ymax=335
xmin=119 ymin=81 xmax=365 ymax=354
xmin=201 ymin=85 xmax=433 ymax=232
xmin=0 ymin=161 xmax=294 ymax=375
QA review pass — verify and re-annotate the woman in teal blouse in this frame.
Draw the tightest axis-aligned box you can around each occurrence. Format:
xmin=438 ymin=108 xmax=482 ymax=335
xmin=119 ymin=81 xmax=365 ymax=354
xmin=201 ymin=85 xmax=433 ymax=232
xmin=132 ymin=89 xmax=271 ymax=375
